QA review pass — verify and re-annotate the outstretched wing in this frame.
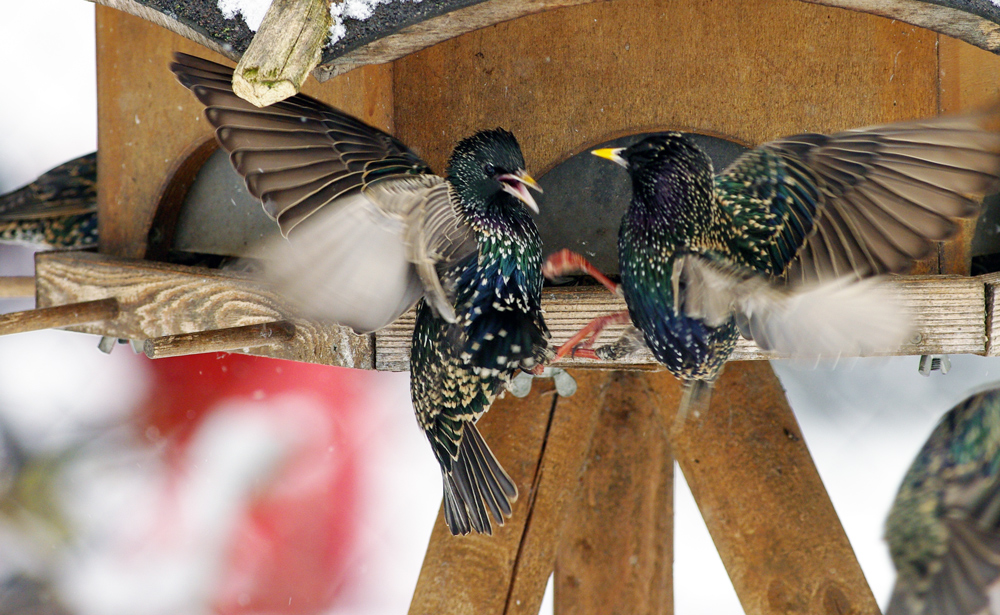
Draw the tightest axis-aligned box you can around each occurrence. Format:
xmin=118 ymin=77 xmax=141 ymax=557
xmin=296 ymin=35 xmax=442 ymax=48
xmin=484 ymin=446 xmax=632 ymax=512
xmin=170 ymin=53 xmax=429 ymax=236
xmin=716 ymin=109 xmax=1000 ymax=283
xmin=365 ymin=176 xmax=477 ymax=323
xmin=171 ymin=54 xmax=476 ymax=332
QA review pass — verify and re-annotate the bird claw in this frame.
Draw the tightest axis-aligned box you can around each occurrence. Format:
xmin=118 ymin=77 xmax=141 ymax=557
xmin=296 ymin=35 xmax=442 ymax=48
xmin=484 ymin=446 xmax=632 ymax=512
xmin=506 ymin=367 xmax=578 ymax=398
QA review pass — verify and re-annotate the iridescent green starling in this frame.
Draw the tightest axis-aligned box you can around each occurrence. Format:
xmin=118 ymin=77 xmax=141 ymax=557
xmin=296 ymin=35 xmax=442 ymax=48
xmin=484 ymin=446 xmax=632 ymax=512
xmin=546 ymin=113 xmax=1000 ymax=403
xmin=170 ymin=54 xmax=548 ymax=535
xmin=885 ymin=388 xmax=1000 ymax=615
xmin=0 ymin=153 xmax=97 ymax=249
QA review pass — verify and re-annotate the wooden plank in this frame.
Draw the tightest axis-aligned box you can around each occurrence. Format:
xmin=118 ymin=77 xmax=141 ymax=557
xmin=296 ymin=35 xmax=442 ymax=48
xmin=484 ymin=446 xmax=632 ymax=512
xmin=667 ymin=361 xmax=880 ymax=615
xmin=554 ymin=371 xmax=677 ymax=615
xmin=979 ymin=272 xmax=1000 ymax=356
xmin=96 ymin=6 xmax=230 ymax=259
xmin=376 ymin=277 xmax=987 ymax=371
xmin=938 ymin=34 xmax=1000 ymax=275
xmin=96 ymin=5 xmax=393 ymax=259
xmin=34 ymin=251 xmax=372 ymax=369
xmin=33 ymin=250 xmax=988 ymax=369
xmin=409 ymin=370 xmax=611 ymax=615
xmin=393 ymin=0 xmax=937 ymax=172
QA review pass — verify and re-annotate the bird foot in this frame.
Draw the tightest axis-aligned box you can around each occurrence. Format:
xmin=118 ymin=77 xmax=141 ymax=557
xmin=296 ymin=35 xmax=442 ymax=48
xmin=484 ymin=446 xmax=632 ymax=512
xmin=552 ymin=310 xmax=632 ymax=362
xmin=542 ymin=249 xmax=621 ymax=296
xmin=507 ymin=367 xmax=578 ymax=397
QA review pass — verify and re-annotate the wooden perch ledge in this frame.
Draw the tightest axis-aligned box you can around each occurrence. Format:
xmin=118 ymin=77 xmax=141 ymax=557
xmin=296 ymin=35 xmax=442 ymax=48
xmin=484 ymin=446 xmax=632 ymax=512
xmin=25 ymin=250 xmax=1000 ymax=369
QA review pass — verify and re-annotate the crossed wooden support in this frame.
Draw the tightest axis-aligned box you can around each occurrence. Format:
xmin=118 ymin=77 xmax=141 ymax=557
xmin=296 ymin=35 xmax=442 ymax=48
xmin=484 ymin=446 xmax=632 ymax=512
xmin=410 ymin=364 xmax=879 ymax=615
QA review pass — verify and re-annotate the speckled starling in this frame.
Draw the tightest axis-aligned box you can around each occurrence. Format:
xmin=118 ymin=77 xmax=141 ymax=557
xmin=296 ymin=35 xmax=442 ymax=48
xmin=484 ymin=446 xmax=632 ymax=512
xmin=0 ymin=153 xmax=97 ymax=249
xmin=885 ymin=388 xmax=1000 ymax=615
xmin=169 ymin=54 xmax=548 ymax=535
xmin=546 ymin=113 xmax=1000 ymax=403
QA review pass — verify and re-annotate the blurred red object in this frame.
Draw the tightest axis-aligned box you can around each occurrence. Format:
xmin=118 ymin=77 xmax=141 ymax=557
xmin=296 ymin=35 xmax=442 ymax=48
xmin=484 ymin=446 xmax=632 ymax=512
xmin=142 ymin=353 xmax=367 ymax=614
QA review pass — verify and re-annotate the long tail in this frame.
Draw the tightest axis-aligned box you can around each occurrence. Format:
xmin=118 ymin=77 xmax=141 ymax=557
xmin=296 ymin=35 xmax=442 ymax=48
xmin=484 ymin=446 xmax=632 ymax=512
xmin=441 ymin=424 xmax=518 ymax=536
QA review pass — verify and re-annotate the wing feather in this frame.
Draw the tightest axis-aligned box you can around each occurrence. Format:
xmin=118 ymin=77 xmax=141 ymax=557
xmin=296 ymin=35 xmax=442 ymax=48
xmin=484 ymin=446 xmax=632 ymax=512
xmin=717 ymin=108 xmax=1000 ymax=282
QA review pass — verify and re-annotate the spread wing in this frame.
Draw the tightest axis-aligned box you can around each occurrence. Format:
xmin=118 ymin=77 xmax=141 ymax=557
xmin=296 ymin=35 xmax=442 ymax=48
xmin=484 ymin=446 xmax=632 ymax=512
xmin=715 ymin=109 xmax=1000 ymax=283
xmin=171 ymin=53 xmax=476 ymax=332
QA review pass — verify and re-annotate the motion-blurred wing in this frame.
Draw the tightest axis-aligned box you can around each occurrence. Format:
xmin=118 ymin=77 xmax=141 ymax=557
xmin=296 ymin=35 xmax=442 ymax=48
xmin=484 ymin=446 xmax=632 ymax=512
xmin=675 ymin=254 xmax=910 ymax=357
xmin=364 ymin=176 xmax=477 ymax=323
xmin=169 ymin=53 xmax=430 ymax=236
xmin=716 ymin=109 xmax=1000 ymax=283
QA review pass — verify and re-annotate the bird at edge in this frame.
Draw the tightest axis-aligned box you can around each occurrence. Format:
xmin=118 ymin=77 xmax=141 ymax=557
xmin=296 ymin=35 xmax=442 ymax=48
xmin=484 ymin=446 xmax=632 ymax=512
xmin=0 ymin=152 xmax=97 ymax=250
xmin=885 ymin=387 xmax=1000 ymax=615
xmin=543 ymin=110 xmax=1000 ymax=417
xmin=169 ymin=53 xmax=549 ymax=536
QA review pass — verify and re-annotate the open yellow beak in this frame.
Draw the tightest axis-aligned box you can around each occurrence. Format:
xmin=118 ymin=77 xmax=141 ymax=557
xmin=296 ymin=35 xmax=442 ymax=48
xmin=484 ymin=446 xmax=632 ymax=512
xmin=498 ymin=170 xmax=543 ymax=214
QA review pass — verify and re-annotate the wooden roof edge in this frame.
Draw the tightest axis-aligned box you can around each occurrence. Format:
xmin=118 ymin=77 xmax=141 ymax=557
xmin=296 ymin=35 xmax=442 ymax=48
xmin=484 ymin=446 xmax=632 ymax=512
xmin=91 ymin=0 xmax=1000 ymax=83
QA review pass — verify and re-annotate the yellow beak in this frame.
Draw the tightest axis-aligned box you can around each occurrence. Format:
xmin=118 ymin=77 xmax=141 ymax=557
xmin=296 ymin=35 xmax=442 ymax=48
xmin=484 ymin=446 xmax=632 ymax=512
xmin=591 ymin=147 xmax=628 ymax=168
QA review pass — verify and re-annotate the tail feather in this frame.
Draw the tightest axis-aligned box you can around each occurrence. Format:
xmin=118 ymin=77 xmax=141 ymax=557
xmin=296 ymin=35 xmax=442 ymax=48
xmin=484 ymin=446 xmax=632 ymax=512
xmin=439 ymin=424 xmax=518 ymax=536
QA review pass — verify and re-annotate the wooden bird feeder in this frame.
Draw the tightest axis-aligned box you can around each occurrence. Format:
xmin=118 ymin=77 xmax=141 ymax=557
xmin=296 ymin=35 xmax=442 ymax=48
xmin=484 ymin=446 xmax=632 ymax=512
xmin=9 ymin=0 xmax=1000 ymax=613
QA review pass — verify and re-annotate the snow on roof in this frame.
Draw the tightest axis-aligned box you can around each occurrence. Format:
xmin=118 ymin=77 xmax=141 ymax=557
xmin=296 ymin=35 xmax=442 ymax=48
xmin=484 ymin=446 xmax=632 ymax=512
xmin=217 ymin=0 xmax=421 ymax=44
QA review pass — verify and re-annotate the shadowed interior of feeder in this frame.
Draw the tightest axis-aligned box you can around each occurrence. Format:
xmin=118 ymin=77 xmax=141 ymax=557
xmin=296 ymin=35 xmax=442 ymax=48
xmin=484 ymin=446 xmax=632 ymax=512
xmin=534 ymin=133 xmax=748 ymax=276
xmin=170 ymin=132 xmax=750 ymax=275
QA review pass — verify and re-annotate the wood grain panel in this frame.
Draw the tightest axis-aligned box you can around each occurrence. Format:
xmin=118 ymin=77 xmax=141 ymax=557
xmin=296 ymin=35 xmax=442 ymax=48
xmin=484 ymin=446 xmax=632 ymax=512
xmin=393 ymin=0 xmax=938 ymax=172
xmin=34 ymin=251 xmax=372 ymax=369
xmin=938 ymin=34 xmax=1000 ymax=274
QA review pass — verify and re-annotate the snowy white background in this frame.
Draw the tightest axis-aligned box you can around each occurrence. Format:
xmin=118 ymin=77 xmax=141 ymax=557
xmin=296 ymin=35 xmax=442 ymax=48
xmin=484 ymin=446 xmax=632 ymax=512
xmin=4 ymin=1 xmax=1000 ymax=614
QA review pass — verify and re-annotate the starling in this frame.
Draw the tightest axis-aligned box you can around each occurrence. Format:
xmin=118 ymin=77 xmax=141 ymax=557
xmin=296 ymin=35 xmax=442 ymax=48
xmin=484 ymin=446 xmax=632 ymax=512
xmin=0 ymin=153 xmax=97 ymax=249
xmin=885 ymin=388 xmax=1000 ymax=615
xmin=169 ymin=54 xmax=548 ymax=535
xmin=545 ymin=113 xmax=1000 ymax=406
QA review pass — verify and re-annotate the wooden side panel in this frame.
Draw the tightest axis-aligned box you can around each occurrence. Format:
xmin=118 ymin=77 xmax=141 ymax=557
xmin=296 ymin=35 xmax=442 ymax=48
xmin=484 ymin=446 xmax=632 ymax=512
xmin=96 ymin=6 xmax=227 ymax=259
xmin=393 ymin=0 xmax=937 ymax=171
xmin=938 ymin=35 xmax=1000 ymax=274
xmin=555 ymin=371 xmax=678 ymax=615
xmin=409 ymin=370 xmax=612 ymax=615
xmin=668 ymin=361 xmax=880 ymax=615
xmin=96 ymin=5 xmax=392 ymax=259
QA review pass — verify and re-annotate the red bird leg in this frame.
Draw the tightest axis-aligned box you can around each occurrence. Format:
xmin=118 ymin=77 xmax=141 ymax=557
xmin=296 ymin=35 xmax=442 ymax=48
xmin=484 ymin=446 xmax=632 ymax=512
xmin=543 ymin=249 xmax=620 ymax=295
xmin=554 ymin=310 xmax=631 ymax=361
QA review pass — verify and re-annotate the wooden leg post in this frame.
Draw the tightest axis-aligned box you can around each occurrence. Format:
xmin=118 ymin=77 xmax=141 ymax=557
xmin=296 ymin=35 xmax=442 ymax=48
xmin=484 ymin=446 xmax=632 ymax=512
xmin=555 ymin=371 xmax=678 ymax=615
xmin=667 ymin=361 xmax=880 ymax=615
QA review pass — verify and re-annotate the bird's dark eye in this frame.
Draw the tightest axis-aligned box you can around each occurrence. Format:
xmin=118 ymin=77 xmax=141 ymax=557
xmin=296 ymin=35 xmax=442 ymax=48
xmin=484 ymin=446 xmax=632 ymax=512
xmin=483 ymin=163 xmax=496 ymax=176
